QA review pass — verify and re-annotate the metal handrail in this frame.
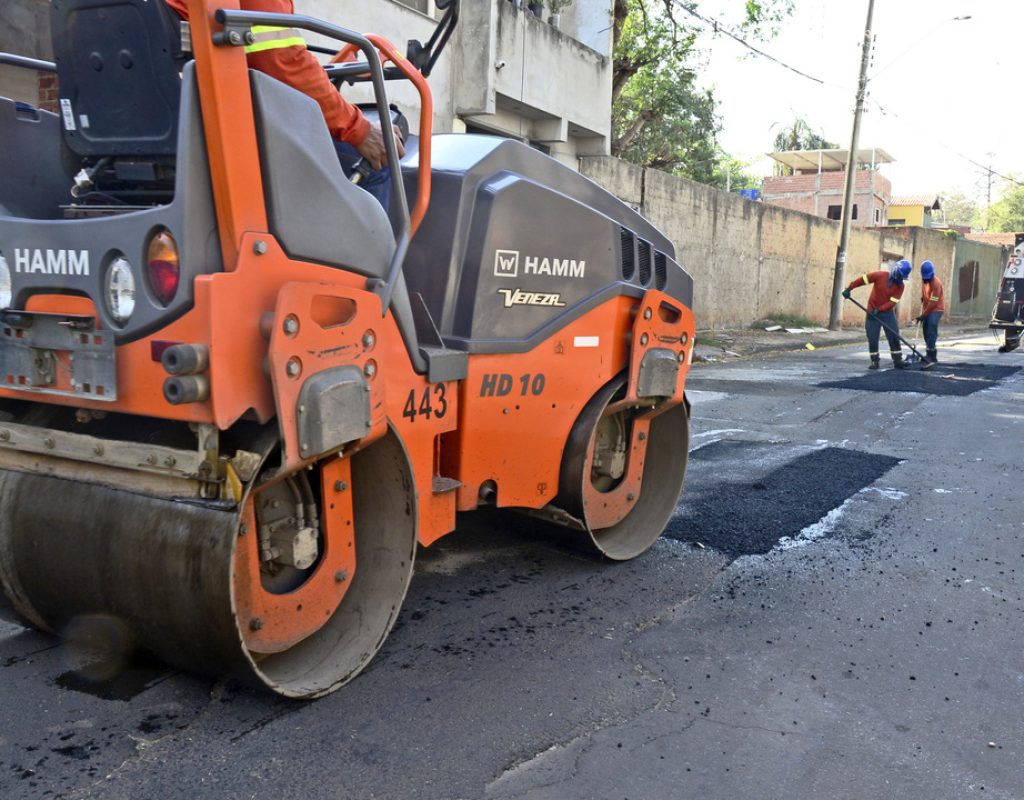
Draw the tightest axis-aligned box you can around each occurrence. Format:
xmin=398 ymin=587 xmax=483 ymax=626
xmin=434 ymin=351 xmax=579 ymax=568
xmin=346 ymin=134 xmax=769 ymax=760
xmin=0 ymin=53 xmax=57 ymax=73
xmin=214 ymin=8 xmax=411 ymax=316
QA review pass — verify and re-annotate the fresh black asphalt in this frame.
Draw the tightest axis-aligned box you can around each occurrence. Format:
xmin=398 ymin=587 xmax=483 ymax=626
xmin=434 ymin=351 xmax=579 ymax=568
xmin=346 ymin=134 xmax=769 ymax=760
xmin=819 ymin=362 xmax=1020 ymax=396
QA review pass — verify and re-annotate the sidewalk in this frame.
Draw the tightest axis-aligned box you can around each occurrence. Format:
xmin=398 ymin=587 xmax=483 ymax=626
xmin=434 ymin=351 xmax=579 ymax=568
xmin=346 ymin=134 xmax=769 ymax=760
xmin=692 ymin=319 xmax=995 ymax=363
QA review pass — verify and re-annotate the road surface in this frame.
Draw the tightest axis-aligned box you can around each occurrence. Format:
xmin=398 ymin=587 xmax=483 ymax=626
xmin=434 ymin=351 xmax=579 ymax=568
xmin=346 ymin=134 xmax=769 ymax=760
xmin=1 ymin=333 xmax=1021 ymax=799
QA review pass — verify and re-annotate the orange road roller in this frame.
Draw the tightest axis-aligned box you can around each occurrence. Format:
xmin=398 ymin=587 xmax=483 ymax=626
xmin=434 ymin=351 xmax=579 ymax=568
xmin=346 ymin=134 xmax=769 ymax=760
xmin=0 ymin=0 xmax=694 ymax=697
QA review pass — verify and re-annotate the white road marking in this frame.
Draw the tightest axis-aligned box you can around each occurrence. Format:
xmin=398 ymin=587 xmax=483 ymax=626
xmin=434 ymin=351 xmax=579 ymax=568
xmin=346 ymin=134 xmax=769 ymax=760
xmin=693 ymin=428 xmax=745 ymax=438
xmin=0 ymin=618 xmax=25 ymax=639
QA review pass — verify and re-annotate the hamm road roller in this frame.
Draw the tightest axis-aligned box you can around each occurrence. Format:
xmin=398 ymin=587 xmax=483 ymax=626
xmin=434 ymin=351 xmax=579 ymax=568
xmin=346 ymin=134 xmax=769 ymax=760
xmin=0 ymin=0 xmax=695 ymax=697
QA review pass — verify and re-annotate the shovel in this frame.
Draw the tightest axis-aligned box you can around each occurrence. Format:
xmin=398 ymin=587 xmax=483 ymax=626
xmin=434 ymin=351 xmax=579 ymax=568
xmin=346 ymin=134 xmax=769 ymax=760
xmin=844 ymin=296 xmax=934 ymax=371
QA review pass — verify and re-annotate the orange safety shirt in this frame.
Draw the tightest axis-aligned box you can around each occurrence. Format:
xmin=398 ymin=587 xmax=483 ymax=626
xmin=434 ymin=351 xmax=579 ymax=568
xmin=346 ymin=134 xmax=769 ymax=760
xmin=921 ymin=277 xmax=945 ymax=315
xmin=846 ymin=270 xmax=905 ymax=313
xmin=164 ymin=0 xmax=369 ymax=146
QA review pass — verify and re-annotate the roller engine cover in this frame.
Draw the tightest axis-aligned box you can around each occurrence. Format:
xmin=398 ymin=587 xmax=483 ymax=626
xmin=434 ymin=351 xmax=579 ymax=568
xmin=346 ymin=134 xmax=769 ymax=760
xmin=402 ymin=135 xmax=694 ymax=354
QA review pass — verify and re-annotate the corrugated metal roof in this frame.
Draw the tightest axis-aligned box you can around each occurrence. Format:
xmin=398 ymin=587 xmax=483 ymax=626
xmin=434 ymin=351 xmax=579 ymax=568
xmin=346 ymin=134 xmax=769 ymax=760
xmin=890 ymin=195 xmax=941 ymax=210
xmin=767 ymin=147 xmax=895 ymax=172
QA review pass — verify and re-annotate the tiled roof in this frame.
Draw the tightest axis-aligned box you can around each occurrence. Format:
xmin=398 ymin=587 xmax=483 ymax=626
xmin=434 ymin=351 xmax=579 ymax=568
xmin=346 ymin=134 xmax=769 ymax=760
xmin=889 ymin=195 xmax=940 ymax=209
xmin=962 ymin=232 xmax=1018 ymax=246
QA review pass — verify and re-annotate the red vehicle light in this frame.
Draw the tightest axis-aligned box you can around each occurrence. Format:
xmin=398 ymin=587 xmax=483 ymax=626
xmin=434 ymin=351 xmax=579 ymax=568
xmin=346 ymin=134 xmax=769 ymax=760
xmin=147 ymin=231 xmax=180 ymax=306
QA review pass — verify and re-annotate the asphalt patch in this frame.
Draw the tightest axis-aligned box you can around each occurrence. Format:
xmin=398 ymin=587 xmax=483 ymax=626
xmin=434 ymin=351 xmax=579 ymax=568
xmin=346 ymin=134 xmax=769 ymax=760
xmin=818 ymin=362 xmax=1020 ymax=396
xmin=54 ymin=656 xmax=174 ymax=701
xmin=666 ymin=441 xmax=900 ymax=557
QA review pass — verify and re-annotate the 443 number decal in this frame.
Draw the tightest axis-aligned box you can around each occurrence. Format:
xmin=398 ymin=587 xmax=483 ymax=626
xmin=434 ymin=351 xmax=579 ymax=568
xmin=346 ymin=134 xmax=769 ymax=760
xmin=403 ymin=383 xmax=449 ymax=422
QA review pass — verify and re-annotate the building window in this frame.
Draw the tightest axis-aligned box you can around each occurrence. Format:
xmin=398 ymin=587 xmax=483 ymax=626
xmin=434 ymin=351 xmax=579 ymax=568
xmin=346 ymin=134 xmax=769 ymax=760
xmin=889 ymin=218 xmax=905 ymax=225
xmin=393 ymin=0 xmax=430 ymax=11
xmin=827 ymin=204 xmax=858 ymax=220
xmin=874 ymin=208 xmax=881 ymax=224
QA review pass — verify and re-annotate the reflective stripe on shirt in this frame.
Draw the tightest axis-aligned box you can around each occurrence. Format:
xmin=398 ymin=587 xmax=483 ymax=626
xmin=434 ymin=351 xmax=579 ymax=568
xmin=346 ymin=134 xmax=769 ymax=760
xmin=244 ymin=26 xmax=306 ymax=54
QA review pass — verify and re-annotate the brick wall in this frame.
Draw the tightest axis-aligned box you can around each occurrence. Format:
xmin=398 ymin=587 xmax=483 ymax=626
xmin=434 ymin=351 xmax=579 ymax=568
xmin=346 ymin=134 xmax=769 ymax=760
xmin=762 ymin=168 xmax=891 ymax=228
xmin=37 ymin=72 xmax=58 ymax=113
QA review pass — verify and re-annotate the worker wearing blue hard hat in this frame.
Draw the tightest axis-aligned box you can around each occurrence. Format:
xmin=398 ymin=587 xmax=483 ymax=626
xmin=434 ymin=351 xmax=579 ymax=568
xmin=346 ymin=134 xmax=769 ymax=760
xmin=914 ymin=260 xmax=945 ymax=364
xmin=842 ymin=259 xmax=912 ymax=369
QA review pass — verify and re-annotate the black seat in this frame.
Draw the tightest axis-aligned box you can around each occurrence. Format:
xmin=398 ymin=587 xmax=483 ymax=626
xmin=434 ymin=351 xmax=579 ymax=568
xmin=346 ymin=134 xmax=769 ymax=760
xmin=50 ymin=0 xmax=187 ymax=158
xmin=0 ymin=100 xmax=76 ymax=218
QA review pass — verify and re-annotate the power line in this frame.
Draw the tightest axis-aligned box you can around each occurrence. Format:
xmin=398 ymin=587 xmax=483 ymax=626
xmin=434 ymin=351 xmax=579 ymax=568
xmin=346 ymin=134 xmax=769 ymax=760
xmin=870 ymin=99 xmax=1024 ymax=191
xmin=683 ymin=5 xmax=1020 ymax=197
xmin=680 ymin=5 xmax=826 ymax=85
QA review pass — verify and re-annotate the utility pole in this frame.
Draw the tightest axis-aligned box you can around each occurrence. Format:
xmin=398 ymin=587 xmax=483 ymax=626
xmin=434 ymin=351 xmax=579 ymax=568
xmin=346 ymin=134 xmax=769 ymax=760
xmin=986 ymin=156 xmax=994 ymax=207
xmin=828 ymin=0 xmax=876 ymax=330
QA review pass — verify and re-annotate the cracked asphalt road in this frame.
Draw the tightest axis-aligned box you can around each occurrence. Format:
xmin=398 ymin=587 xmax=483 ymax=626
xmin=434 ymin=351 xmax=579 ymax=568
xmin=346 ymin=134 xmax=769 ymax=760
xmin=1 ymin=334 xmax=1022 ymax=799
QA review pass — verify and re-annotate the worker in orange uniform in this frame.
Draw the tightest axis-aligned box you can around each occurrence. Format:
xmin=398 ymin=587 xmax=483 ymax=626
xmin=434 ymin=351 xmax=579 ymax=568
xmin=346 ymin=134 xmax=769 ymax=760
xmin=164 ymin=0 xmax=404 ymax=208
xmin=842 ymin=259 xmax=913 ymax=370
xmin=914 ymin=259 xmax=945 ymax=365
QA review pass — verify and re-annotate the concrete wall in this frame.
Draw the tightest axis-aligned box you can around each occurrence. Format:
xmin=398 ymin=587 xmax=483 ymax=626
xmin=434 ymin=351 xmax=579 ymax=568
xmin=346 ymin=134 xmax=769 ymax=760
xmin=0 ymin=0 xmax=51 ymax=106
xmin=580 ymin=155 xmax=986 ymax=330
xmin=457 ymin=1 xmax=611 ymax=165
xmin=298 ymin=0 xmax=445 ymax=136
xmin=2 ymin=0 xmax=611 ymax=165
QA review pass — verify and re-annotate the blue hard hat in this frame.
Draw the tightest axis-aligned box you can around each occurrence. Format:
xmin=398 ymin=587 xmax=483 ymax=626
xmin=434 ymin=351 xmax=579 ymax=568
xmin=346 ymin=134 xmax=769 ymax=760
xmin=895 ymin=259 xmax=912 ymax=280
xmin=920 ymin=260 xmax=935 ymax=281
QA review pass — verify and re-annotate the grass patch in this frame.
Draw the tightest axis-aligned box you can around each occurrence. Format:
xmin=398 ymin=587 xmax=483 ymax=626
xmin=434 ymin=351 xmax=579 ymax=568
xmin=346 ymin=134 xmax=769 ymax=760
xmin=754 ymin=312 xmax=819 ymax=329
xmin=695 ymin=333 xmax=732 ymax=349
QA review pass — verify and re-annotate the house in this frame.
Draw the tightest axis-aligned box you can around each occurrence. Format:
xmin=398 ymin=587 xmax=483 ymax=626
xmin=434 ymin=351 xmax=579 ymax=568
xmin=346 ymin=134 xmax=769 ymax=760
xmin=887 ymin=195 xmax=941 ymax=228
xmin=761 ymin=147 xmax=893 ymax=227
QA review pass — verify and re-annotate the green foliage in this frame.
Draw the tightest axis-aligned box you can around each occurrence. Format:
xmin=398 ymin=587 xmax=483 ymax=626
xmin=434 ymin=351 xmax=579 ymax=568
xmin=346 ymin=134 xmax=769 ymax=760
xmin=937 ymin=191 xmax=979 ymax=229
xmin=986 ymin=179 xmax=1024 ymax=233
xmin=613 ymin=62 xmax=720 ymax=179
xmin=772 ymin=117 xmax=837 ymax=153
xmin=712 ymin=154 xmax=761 ymax=191
xmin=611 ymin=0 xmax=792 ymax=180
xmin=754 ymin=312 xmax=818 ymax=329
xmin=770 ymin=117 xmax=837 ymax=176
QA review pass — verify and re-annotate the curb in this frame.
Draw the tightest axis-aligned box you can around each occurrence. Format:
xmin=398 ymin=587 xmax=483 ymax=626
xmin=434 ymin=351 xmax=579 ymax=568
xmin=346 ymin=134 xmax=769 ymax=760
xmin=693 ymin=324 xmax=993 ymax=364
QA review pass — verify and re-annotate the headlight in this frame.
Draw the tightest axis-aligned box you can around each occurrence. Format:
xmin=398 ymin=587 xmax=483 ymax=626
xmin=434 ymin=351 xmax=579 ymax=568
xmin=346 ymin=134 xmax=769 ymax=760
xmin=106 ymin=256 xmax=136 ymax=325
xmin=0 ymin=253 xmax=11 ymax=309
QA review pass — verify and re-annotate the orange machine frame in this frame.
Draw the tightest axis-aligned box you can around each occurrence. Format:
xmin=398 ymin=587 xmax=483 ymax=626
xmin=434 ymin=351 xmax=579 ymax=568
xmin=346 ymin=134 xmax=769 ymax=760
xmin=0 ymin=0 xmax=696 ymax=557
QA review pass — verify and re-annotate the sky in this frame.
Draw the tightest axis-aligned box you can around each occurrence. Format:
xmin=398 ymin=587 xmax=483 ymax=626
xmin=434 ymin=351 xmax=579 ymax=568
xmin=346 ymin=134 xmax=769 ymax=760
xmin=693 ymin=0 xmax=1023 ymax=206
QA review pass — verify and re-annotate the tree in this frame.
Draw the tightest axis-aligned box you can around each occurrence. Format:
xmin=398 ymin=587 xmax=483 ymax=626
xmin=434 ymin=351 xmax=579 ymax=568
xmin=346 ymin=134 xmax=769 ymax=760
xmin=769 ymin=117 xmax=837 ymax=176
xmin=986 ymin=179 xmax=1024 ymax=232
xmin=712 ymin=153 xmax=761 ymax=192
xmin=611 ymin=0 xmax=793 ymax=179
xmin=936 ymin=191 xmax=979 ymax=229
xmin=772 ymin=117 xmax=837 ymax=153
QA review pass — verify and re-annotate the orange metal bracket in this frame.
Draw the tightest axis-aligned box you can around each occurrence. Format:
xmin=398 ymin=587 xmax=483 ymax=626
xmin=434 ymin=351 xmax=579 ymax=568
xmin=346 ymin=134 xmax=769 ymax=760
xmin=187 ymin=0 xmax=268 ymax=268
